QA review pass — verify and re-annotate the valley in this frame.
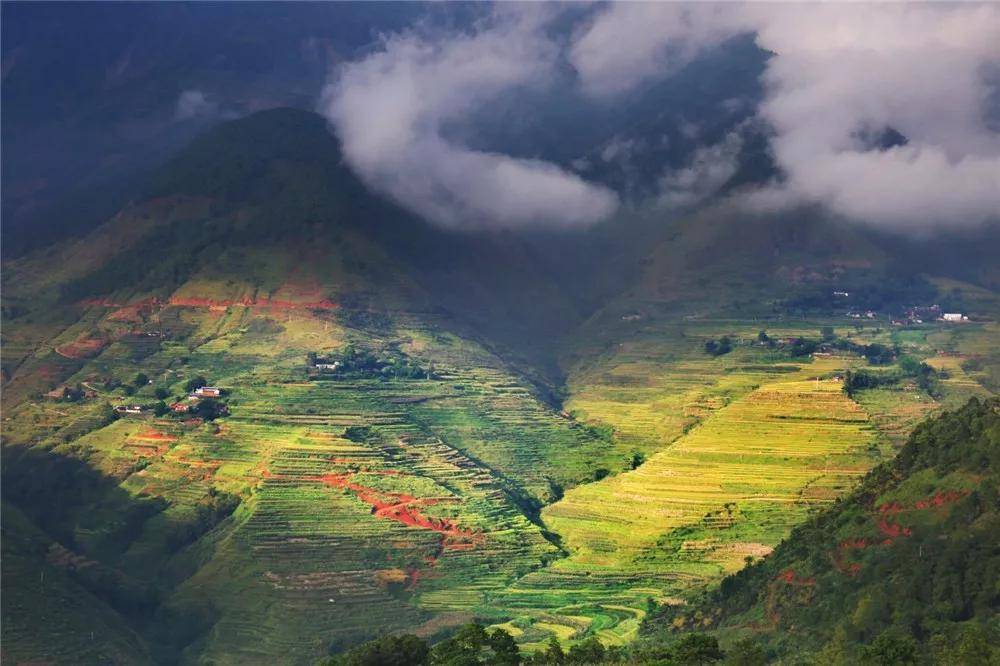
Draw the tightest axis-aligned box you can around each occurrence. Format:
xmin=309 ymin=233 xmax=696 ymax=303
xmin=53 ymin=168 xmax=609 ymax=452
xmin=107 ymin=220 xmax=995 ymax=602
xmin=2 ymin=109 xmax=998 ymax=665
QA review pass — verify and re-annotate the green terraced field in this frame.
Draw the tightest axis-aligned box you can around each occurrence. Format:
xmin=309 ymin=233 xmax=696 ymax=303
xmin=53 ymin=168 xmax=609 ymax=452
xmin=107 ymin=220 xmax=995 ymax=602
xmin=3 ymin=225 xmax=998 ymax=663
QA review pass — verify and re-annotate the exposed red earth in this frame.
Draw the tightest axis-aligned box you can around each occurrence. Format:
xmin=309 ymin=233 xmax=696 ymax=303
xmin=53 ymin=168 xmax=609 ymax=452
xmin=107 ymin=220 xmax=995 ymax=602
xmin=318 ymin=472 xmax=479 ymax=548
xmin=831 ymin=489 xmax=972 ymax=575
xmin=54 ymin=336 xmax=108 ymax=359
xmin=82 ymin=292 xmax=338 ymax=314
xmin=776 ymin=569 xmax=816 ymax=587
xmin=134 ymin=428 xmax=177 ymax=442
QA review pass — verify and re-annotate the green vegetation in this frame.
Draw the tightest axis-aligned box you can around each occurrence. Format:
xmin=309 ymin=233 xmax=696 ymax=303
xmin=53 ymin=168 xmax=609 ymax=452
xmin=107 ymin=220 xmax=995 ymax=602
xmin=311 ymin=346 xmax=434 ymax=380
xmin=2 ymin=108 xmax=998 ymax=664
xmin=645 ymin=397 xmax=1000 ymax=663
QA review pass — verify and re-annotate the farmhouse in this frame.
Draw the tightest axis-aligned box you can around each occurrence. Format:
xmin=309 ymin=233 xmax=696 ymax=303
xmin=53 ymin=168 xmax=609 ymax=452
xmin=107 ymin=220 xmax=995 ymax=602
xmin=171 ymin=402 xmax=190 ymax=413
xmin=115 ymin=405 xmax=145 ymax=415
xmin=941 ymin=313 xmax=968 ymax=322
xmin=315 ymin=362 xmax=341 ymax=371
xmin=193 ymin=386 xmax=223 ymax=397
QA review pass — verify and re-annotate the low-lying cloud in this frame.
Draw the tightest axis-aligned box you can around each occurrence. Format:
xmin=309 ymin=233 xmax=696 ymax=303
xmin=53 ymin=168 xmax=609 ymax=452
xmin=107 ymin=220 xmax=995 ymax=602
xmin=658 ymin=129 xmax=744 ymax=210
xmin=175 ymin=90 xmax=219 ymax=121
xmin=321 ymin=3 xmax=1000 ymax=232
xmin=319 ymin=8 xmax=618 ymax=230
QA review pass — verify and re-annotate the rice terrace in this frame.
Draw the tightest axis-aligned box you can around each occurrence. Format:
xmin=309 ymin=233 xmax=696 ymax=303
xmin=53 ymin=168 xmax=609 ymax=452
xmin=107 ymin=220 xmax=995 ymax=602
xmin=2 ymin=3 xmax=1000 ymax=665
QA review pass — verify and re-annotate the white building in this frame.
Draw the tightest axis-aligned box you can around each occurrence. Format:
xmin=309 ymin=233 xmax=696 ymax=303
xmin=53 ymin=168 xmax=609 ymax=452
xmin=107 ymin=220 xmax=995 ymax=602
xmin=942 ymin=313 xmax=968 ymax=322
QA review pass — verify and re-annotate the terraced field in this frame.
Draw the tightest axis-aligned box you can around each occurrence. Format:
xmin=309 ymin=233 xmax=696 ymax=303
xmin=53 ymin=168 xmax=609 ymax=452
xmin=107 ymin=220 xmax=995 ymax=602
xmin=492 ymin=359 xmax=874 ymax=644
xmin=1 ymin=288 xmax=639 ymax=663
xmin=3 ymin=255 xmax=996 ymax=663
xmin=482 ymin=316 xmax=985 ymax=650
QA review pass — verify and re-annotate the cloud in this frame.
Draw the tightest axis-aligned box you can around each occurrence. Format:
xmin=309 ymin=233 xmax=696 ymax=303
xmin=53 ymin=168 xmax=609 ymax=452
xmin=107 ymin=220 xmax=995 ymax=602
xmin=658 ymin=129 xmax=743 ymax=209
xmin=319 ymin=8 xmax=618 ymax=230
xmin=174 ymin=89 xmax=219 ymax=121
xmin=747 ymin=4 xmax=1000 ymax=230
xmin=570 ymin=3 xmax=1000 ymax=230
xmin=570 ymin=3 xmax=750 ymax=97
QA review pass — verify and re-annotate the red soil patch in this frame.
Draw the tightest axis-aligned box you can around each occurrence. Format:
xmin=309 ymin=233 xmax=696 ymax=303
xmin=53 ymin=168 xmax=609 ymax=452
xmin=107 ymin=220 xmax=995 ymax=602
xmin=877 ymin=501 xmax=905 ymax=515
xmin=776 ymin=569 xmax=815 ymax=587
xmin=877 ymin=520 xmax=912 ymax=538
xmin=831 ymin=490 xmax=967 ymax=577
xmin=877 ymin=490 xmax=969 ymax=514
xmin=135 ymin=428 xmax=177 ymax=442
xmin=915 ymin=490 xmax=969 ymax=509
xmin=168 ymin=295 xmax=338 ymax=312
xmin=54 ymin=336 xmax=108 ymax=360
xmin=319 ymin=472 xmax=479 ymax=548
xmin=81 ymin=293 xmax=337 ymax=315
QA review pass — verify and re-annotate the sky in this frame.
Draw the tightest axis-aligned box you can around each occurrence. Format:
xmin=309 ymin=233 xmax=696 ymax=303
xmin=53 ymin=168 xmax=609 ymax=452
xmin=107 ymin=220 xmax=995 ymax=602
xmin=319 ymin=2 xmax=1000 ymax=233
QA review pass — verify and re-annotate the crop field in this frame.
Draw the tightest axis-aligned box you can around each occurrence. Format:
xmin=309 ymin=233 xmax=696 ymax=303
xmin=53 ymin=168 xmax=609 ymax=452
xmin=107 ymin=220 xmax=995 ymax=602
xmin=480 ymin=315 xmax=990 ymax=650
xmin=1 ymin=290 xmax=639 ymax=663
xmin=3 ymin=255 xmax=996 ymax=663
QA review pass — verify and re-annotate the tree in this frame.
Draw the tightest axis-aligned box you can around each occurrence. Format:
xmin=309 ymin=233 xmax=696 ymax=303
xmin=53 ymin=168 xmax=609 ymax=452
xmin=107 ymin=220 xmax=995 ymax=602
xmin=185 ymin=375 xmax=208 ymax=392
xmin=61 ymin=385 xmax=85 ymax=402
xmin=153 ymin=401 xmax=169 ymax=417
xmin=821 ymin=326 xmax=835 ymax=341
xmin=723 ymin=638 xmax=767 ymax=666
xmin=566 ymin=637 xmax=605 ymax=664
xmin=428 ymin=623 xmax=520 ymax=666
xmin=705 ymin=337 xmax=733 ymax=357
xmin=486 ymin=629 xmax=520 ymax=666
xmin=542 ymin=637 xmax=564 ymax=665
xmin=192 ymin=398 xmax=226 ymax=421
xmin=327 ymin=634 xmax=430 ymax=666
xmin=859 ymin=633 xmax=917 ymax=666
xmin=671 ymin=634 xmax=724 ymax=665
xmin=134 ymin=373 xmax=149 ymax=387
xmin=154 ymin=387 xmax=169 ymax=400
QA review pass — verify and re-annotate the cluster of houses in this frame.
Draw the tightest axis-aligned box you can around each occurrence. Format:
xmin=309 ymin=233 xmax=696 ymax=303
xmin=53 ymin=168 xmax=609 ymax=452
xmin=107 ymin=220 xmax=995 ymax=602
xmin=888 ymin=305 xmax=969 ymax=326
xmin=170 ymin=385 xmax=223 ymax=413
xmin=847 ymin=310 xmax=878 ymax=320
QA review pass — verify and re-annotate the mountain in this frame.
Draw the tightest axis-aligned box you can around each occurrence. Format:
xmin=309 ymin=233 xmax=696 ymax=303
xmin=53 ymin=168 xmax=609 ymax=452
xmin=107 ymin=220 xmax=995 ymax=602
xmin=2 ymin=108 xmax=999 ymax=665
xmin=643 ymin=397 xmax=1000 ymax=664
xmin=0 ymin=2 xmax=438 ymax=255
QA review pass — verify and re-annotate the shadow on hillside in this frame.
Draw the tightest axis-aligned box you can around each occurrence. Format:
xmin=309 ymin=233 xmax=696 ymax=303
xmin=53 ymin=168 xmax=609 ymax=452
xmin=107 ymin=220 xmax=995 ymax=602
xmin=1 ymin=444 xmax=228 ymax=663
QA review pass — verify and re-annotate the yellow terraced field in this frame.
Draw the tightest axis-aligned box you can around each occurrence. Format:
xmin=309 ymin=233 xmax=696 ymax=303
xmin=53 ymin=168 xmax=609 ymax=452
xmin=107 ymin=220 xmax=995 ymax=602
xmin=494 ymin=357 xmax=879 ymax=645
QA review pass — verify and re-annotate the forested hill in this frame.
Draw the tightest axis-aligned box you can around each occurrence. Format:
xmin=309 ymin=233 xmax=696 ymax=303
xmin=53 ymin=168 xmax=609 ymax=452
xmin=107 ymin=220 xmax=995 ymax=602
xmin=643 ymin=397 xmax=1000 ymax=664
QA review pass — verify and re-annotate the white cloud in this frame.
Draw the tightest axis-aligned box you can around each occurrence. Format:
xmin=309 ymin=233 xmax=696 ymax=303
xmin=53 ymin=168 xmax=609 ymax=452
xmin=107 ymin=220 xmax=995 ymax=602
xmin=570 ymin=3 xmax=1000 ymax=230
xmin=319 ymin=8 xmax=618 ymax=230
xmin=319 ymin=3 xmax=1000 ymax=232
xmin=748 ymin=4 xmax=1000 ymax=230
xmin=658 ymin=129 xmax=743 ymax=209
xmin=174 ymin=89 xmax=219 ymax=121
xmin=570 ymin=3 xmax=749 ymax=97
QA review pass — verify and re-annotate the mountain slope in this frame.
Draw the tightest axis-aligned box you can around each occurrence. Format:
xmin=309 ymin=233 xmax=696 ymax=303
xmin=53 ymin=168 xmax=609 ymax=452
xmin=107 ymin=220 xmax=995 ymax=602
xmin=2 ymin=108 xmax=998 ymax=664
xmin=644 ymin=397 xmax=1000 ymax=662
xmin=0 ymin=109 xmax=655 ymax=663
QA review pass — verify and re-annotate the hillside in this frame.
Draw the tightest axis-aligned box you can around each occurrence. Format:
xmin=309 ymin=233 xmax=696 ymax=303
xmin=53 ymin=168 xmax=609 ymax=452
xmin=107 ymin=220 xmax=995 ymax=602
xmin=2 ymin=108 xmax=998 ymax=664
xmin=644 ymin=397 xmax=1000 ymax=663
